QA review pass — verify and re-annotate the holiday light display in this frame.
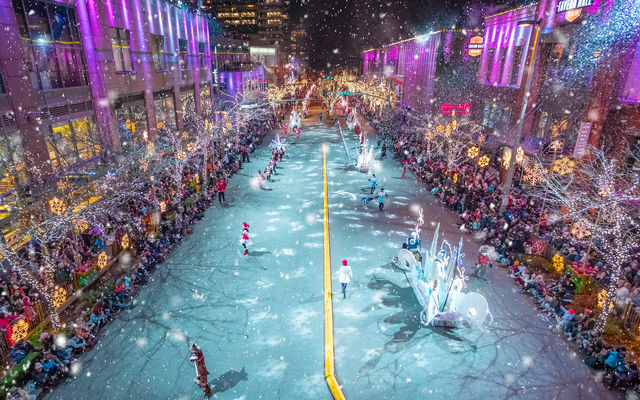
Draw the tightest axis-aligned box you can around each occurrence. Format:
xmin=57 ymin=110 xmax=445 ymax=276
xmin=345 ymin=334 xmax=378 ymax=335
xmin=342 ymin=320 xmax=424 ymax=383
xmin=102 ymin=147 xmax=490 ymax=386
xmin=121 ymin=233 xmax=130 ymax=250
xmin=543 ymin=148 xmax=640 ymax=329
xmin=552 ymin=253 xmax=565 ymax=273
xmin=97 ymin=251 xmax=109 ymax=270
xmin=477 ymin=155 xmax=490 ymax=168
xmin=10 ymin=318 xmax=29 ymax=342
xmin=523 ymin=162 xmax=547 ymax=186
xmin=54 ymin=287 xmax=67 ymax=308
xmin=49 ymin=197 xmax=66 ymax=215
xmin=552 ymin=157 xmax=575 ymax=176
xmin=467 ymin=146 xmax=479 ymax=159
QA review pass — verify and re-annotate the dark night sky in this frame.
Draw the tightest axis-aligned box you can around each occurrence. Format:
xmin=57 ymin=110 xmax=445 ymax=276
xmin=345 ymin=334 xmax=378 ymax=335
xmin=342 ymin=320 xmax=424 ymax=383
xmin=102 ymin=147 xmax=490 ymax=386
xmin=289 ymin=0 xmax=524 ymax=71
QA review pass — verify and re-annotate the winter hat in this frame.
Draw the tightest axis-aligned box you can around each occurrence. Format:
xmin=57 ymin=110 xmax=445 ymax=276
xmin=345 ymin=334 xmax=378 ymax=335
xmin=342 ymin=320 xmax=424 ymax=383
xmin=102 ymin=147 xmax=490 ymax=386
xmin=243 ymin=222 xmax=250 ymax=228
xmin=342 ymin=260 xmax=348 ymax=266
xmin=584 ymin=309 xmax=593 ymax=316
xmin=569 ymin=309 xmax=575 ymax=314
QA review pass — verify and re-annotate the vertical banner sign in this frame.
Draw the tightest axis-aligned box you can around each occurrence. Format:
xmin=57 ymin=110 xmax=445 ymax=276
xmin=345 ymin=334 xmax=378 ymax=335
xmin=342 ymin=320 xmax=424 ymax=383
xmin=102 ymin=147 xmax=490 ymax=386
xmin=573 ymin=121 xmax=592 ymax=157
xmin=468 ymin=36 xmax=484 ymax=57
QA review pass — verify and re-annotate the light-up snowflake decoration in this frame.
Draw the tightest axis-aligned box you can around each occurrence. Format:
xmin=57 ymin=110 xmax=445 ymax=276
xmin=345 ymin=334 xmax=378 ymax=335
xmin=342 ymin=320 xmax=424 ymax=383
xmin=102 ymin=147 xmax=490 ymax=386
xmin=571 ymin=221 xmax=591 ymax=239
xmin=523 ymin=162 xmax=546 ymax=186
xmin=552 ymin=253 xmax=565 ymax=273
xmin=467 ymin=146 xmax=479 ymax=159
xmin=552 ymin=157 xmax=575 ymax=176
xmin=477 ymin=155 xmax=490 ymax=168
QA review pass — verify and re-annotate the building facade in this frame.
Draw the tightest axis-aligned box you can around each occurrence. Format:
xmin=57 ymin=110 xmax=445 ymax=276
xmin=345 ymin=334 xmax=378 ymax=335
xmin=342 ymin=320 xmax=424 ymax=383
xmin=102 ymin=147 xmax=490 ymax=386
xmin=0 ymin=0 xmax=212 ymax=222
xmin=204 ymin=0 xmax=289 ymax=62
xmin=363 ymin=30 xmax=483 ymax=116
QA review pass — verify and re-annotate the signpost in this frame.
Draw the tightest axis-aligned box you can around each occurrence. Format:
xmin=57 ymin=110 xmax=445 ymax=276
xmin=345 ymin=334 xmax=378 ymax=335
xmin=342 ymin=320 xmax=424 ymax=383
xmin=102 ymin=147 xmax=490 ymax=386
xmin=468 ymin=36 xmax=484 ymax=57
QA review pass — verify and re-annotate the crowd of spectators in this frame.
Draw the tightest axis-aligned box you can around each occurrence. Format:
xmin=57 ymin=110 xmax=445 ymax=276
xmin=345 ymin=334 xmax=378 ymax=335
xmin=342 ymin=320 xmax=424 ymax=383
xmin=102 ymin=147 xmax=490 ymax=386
xmin=361 ymin=107 xmax=640 ymax=392
xmin=1 ymin=106 xmax=290 ymax=398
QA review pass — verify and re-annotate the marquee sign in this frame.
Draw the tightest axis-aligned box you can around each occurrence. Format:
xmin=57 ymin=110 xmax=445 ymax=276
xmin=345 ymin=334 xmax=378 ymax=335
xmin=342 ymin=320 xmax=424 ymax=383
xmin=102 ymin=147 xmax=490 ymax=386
xmin=468 ymin=36 xmax=484 ymax=57
xmin=556 ymin=0 xmax=594 ymax=22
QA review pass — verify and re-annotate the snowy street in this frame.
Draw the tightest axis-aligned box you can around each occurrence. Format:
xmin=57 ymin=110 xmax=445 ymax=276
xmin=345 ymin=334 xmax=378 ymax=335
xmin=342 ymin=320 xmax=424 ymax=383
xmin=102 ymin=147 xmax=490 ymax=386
xmin=46 ymin=107 xmax=615 ymax=400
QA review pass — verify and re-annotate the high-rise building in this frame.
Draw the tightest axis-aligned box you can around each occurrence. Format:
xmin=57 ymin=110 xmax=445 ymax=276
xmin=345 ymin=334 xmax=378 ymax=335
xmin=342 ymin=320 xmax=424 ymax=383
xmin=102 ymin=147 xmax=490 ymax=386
xmin=203 ymin=0 xmax=290 ymax=63
xmin=289 ymin=29 xmax=309 ymax=69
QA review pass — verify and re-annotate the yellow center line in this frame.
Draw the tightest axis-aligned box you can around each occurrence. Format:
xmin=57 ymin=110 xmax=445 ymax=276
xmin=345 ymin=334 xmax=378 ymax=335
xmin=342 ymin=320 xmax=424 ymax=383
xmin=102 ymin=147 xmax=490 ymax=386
xmin=323 ymin=141 xmax=346 ymax=400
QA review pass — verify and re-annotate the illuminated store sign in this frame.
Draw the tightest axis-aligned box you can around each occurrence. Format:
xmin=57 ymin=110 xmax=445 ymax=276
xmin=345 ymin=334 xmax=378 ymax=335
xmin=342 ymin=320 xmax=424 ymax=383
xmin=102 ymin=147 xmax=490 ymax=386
xmin=468 ymin=36 xmax=484 ymax=57
xmin=556 ymin=0 xmax=594 ymax=22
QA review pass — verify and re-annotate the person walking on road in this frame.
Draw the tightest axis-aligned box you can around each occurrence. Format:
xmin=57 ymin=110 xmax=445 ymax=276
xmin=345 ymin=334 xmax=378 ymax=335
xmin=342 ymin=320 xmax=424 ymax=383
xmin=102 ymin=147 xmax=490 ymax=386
xmin=368 ymin=174 xmax=377 ymax=195
xmin=240 ymin=222 xmax=250 ymax=256
xmin=216 ymin=178 xmax=227 ymax=205
xmin=401 ymin=162 xmax=408 ymax=179
xmin=338 ymin=260 xmax=353 ymax=299
xmin=241 ymin=145 xmax=250 ymax=163
xmin=377 ymin=188 xmax=388 ymax=211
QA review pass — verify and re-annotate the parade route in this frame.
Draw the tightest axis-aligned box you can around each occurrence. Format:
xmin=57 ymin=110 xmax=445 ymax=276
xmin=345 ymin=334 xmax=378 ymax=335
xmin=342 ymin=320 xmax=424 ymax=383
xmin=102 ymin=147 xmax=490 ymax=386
xmin=46 ymin=107 xmax=616 ymax=400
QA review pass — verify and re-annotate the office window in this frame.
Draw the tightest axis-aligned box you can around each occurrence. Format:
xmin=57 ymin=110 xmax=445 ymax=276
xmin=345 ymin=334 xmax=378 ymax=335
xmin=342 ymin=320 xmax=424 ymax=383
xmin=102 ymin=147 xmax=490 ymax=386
xmin=151 ymin=34 xmax=166 ymax=71
xmin=509 ymin=46 xmax=524 ymax=86
xmin=198 ymin=42 xmax=206 ymax=68
xmin=115 ymin=97 xmax=147 ymax=151
xmin=12 ymin=0 xmax=88 ymax=90
xmin=47 ymin=116 xmax=102 ymax=171
xmin=111 ymin=27 xmax=133 ymax=72
xmin=179 ymin=39 xmax=189 ymax=70
xmin=154 ymin=91 xmax=176 ymax=130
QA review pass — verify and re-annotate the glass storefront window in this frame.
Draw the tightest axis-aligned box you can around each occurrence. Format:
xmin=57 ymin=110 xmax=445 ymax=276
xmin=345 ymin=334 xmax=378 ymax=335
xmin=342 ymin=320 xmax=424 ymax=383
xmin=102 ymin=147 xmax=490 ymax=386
xmin=0 ymin=131 xmax=27 ymax=205
xmin=181 ymin=88 xmax=195 ymax=114
xmin=151 ymin=34 xmax=166 ymax=71
xmin=154 ymin=92 xmax=176 ymax=131
xmin=115 ymin=98 xmax=147 ymax=150
xmin=200 ymin=84 xmax=212 ymax=116
xmin=12 ymin=0 xmax=88 ymax=90
xmin=46 ymin=116 xmax=101 ymax=171
xmin=179 ymin=39 xmax=189 ymax=70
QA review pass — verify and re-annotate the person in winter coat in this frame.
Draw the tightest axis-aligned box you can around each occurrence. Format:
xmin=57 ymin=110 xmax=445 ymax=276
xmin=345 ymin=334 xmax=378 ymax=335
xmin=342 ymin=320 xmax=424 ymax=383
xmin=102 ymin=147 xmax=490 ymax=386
xmin=216 ymin=179 xmax=227 ymax=205
xmin=338 ymin=260 xmax=353 ymax=299
xmin=189 ymin=342 xmax=212 ymax=398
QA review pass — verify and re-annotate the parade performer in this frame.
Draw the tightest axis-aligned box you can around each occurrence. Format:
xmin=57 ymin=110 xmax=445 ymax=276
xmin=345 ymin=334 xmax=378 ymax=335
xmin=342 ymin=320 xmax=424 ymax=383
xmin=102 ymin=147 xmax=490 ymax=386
xmin=257 ymin=170 xmax=265 ymax=190
xmin=473 ymin=245 xmax=491 ymax=280
xmin=296 ymin=126 xmax=301 ymax=140
xmin=241 ymin=222 xmax=250 ymax=255
xmin=188 ymin=342 xmax=212 ymax=398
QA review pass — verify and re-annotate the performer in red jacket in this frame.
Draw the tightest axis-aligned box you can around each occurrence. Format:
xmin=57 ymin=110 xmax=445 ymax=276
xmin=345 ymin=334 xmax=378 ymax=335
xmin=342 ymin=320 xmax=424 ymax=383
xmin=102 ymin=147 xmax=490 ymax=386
xmin=216 ymin=179 xmax=227 ymax=205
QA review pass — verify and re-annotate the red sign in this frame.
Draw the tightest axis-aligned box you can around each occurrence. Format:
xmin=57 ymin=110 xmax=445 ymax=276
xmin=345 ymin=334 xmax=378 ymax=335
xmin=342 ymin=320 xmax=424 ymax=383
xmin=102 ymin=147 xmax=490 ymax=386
xmin=441 ymin=103 xmax=472 ymax=114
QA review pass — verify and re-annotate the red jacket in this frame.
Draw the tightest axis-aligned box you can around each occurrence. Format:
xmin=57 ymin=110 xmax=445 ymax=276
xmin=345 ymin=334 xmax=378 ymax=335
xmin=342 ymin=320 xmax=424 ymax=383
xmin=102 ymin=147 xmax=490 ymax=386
xmin=217 ymin=181 xmax=227 ymax=192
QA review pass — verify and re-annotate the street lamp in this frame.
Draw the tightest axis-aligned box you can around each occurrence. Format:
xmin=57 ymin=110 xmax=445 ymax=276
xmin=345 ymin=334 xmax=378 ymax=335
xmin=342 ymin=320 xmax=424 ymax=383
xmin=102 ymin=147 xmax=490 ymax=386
xmin=500 ymin=18 xmax=543 ymax=213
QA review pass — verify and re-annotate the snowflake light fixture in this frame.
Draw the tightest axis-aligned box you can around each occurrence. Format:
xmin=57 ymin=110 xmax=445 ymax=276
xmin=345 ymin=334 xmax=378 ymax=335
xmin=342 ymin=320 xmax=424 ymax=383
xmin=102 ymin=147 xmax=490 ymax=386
xmin=571 ymin=221 xmax=591 ymax=239
xmin=477 ymin=155 xmax=490 ymax=168
xmin=121 ymin=233 xmax=130 ymax=250
xmin=97 ymin=251 xmax=108 ymax=270
xmin=54 ymin=287 xmax=67 ymax=308
xmin=11 ymin=319 xmax=29 ymax=342
xmin=523 ymin=162 xmax=546 ymax=186
xmin=49 ymin=197 xmax=66 ymax=215
xmin=467 ymin=146 xmax=479 ymax=159
xmin=552 ymin=157 xmax=575 ymax=176
xmin=552 ymin=253 xmax=565 ymax=273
